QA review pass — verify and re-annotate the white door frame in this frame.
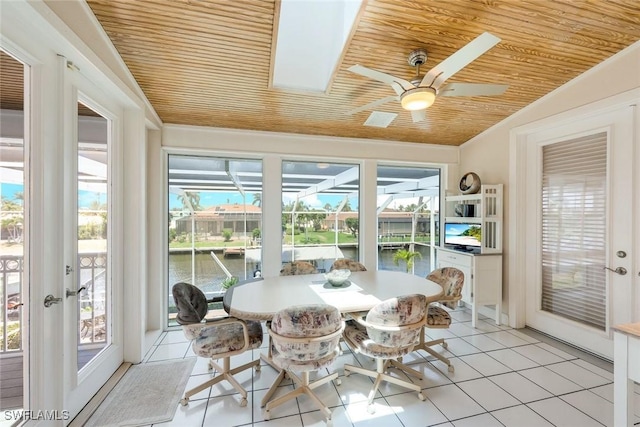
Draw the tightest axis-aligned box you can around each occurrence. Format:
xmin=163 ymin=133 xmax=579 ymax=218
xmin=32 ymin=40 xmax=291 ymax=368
xmin=2 ymin=1 xmax=149 ymax=423
xmin=509 ymin=89 xmax=640 ymax=358
xmin=61 ymin=56 xmax=125 ymax=419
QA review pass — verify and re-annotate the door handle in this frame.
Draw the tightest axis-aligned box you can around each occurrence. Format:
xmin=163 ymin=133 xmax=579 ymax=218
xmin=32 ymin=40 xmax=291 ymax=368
xmin=603 ymin=266 xmax=627 ymax=275
xmin=44 ymin=295 xmax=62 ymax=307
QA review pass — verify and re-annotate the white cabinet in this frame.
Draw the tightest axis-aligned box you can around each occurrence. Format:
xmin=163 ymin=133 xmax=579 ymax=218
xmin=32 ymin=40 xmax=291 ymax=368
xmin=444 ymin=184 xmax=503 ymax=254
xmin=437 ymin=247 xmax=502 ymax=327
xmin=439 ymin=184 xmax=503 ymax=327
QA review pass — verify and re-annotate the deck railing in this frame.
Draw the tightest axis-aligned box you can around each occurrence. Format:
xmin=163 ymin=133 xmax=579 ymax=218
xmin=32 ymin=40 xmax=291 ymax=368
xmin=1 ymin=256 xmax=23 ymax=353
xmin=0 ymin=253 xmax=107 ymax=354
xmin=77 ymin=252 xmax=107 ymax=345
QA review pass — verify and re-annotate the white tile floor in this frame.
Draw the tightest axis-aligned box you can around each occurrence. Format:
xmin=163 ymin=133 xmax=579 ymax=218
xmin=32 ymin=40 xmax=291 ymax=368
xmin=128 ymin=308 xmax=640 ymax=427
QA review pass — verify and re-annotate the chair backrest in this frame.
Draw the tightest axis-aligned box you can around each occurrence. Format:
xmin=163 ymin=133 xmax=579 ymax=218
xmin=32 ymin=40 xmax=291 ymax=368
xmin=271 ymin=304 xmax=342 ymax=361
xmin=330 ymin=258 xmax=367 ymax=272
xmin=426 ymin=267 xmax=465 ymax=309
xmin=172 ymin=282 xmax=208 ymax=325
xmin=365 ymin=294 xmax=427 ymax=348
xmin=280 ymin=261 xmax=318 ymax=276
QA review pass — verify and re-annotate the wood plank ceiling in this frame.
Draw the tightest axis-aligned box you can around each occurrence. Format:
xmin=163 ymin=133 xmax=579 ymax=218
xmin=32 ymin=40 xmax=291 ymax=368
xmin=31 ymin=1 xmax=640 ymax=145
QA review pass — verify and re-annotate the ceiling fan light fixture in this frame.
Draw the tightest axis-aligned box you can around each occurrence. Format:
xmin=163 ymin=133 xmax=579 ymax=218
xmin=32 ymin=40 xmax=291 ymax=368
xmin=400 ymin=87 xmax=436 ymax=110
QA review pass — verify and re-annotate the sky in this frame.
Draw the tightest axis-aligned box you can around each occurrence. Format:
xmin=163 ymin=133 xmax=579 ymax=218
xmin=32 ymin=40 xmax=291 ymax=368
xmin=1 ymin=183 xmax=23 ymax=201
xmin=4 ymin=183 xmax=422 ymax=212
xmin=2 ymin=183 xmax=106 ymax=209
xmin=169 ymin=191 xmax=356 ymax=211
xmin=3 ymin=184 xmax=354 ymax=211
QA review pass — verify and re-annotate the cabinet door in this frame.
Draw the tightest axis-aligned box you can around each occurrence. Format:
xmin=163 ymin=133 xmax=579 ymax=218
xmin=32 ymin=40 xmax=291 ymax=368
xmin=459 ymin=265 xmax=473 ymax=304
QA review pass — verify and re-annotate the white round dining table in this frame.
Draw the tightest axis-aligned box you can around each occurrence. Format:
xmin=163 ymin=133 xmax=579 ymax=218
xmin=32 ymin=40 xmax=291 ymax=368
xmin=225 ymin=269 xmax=444 ymax=321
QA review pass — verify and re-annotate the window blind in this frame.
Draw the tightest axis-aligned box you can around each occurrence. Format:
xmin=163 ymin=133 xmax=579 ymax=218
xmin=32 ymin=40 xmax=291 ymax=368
xmin=540 ymin=132 xmax=607 ymax=330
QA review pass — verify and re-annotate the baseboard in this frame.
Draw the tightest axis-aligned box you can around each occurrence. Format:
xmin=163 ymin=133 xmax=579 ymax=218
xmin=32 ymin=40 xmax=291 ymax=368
xmin=68 ymin=362 xmax=132 ymax=427
xmin=477 ymin=305 xmax=510 ymax=326
xmin=460 ymin=302 xmax=510 ymax=326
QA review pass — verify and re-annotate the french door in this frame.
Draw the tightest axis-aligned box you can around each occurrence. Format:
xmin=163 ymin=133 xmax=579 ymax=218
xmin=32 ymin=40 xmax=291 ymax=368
xmin=61 ymin=58 xmax=123 ymax=419
xmin=523 ymin=105 xmax=635 ymax=359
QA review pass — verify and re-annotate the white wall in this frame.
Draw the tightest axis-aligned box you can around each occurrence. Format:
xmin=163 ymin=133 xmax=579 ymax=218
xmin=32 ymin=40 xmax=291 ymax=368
xmin=162 ymin=124 xmax=459 ymax=164
xmin=459 ymin=40 xmax=640 ymax=323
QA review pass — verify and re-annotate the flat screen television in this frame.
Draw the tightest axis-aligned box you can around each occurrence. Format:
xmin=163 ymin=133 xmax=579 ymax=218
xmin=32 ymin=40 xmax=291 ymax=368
xmin=444 ymin=222 xmax=482 ymax=251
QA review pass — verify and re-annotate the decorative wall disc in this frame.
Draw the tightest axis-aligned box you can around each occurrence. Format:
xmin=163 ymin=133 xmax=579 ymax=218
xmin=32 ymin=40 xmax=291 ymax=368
xmin=459 ymin=172 xmax=481 ymax=194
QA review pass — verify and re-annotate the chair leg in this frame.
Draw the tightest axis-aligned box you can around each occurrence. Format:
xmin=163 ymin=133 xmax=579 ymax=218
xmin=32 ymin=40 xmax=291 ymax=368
xmin=260 ymin=369 xmax=286 ymax=407
xmin=413 ymin=328 xmax=454 ymax=372
xmin=264 ymin=371 xmax=337 ymax=422
xmin=388 ymin=358 xmax=423 ymax=379
xmin=344 ymin=358 xmax=425 ymax=414
xmin=181 ymin=356 xmax=260 ymax=407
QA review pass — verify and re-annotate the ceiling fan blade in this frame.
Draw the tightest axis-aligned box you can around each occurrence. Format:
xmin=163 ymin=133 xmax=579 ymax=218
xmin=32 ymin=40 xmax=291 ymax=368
xmin=348 ymin=64 xmax=415 ymax=96
xmin=439 ymin=83 xmax=508 ymax=97
xmin=345 ymin=95 xmax=400 ymax=115
xmin=420 ymin=32 xmax=501 ymax=89
xmin=411 ymin=109 xmax=426 ymax=123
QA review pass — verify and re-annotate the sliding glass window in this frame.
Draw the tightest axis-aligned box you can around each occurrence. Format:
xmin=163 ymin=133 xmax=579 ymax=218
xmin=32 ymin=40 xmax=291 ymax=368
xmin=281 ymin=161 xmax=359 ymax=272
xmin=376 ymin=165 xmax=440 ymax=276
xmin=167 ymin=155 xmax=262 ymax=325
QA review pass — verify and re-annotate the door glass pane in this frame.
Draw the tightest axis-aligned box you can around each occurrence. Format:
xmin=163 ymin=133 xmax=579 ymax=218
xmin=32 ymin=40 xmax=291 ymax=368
xmin=281 ymin=161 xmax=359 ymax=272
xmin=77 ymin=102 xmax=109 ymax=369
xmin=376 ymin=165 xmax=440 ymax=276
xmin=541 ymin=133 xmax=607 ymax=330
xmin=167 ymin=155 xmax=262 ymax=326
xmin=0 ymin=50 xmax=26 ymax=414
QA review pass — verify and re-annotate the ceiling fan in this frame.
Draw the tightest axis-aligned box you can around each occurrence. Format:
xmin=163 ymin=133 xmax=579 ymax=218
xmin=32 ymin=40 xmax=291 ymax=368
xmin=346 ymin=32 xmax=508 ymax=123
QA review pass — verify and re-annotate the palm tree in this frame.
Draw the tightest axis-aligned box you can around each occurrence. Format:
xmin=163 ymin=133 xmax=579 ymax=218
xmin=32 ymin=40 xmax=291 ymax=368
xmin=393 ymin=248 xmax=422 ymax=273
xmin=88 ymin=199 xmax=106 ymax=212
xmin=252 ymin=193 xmax=262 ymax=207
xmin=177 ymin=191 xmax=201 ymax=211
xmin=1 ymin=196 xmax=21 ymax=212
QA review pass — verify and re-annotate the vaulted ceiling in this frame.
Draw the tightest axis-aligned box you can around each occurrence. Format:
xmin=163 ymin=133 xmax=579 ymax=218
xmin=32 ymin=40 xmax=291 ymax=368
xmin=6 ymin=1 xmax=640 ymax=146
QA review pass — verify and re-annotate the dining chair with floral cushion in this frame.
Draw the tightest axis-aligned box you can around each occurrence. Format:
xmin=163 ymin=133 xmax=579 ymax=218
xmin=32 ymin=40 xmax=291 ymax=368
xmin=279 ymin=260 xmax=319 ymax=275
xmin=262 ymin=304 xmax=344 ymax=425
xmin=261 ymin=261 xmax=322 ymax=380
xmin=172 ymin=282 xmax=263 ymax=407
xmin=411 ymin=267 xmax=465 ymax=372
xmin=342 ymin=294 xmax=428 ymax=414
xmin=329 ymin=258 xmax=367 ymax=272
xmin=329 ymin=258 xmax=367 ymax=352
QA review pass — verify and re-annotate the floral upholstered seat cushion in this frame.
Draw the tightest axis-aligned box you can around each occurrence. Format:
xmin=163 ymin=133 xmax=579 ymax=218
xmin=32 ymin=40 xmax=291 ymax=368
xmin=427 ymin=267 xmax=464 ymax=309
xmin=343 ymin=320 xmax=417 ymax=359
xmin=426 ymin=305 xmax=452 ymax=327
xmin=366 ymin=294 xmax=426 ymax=326
xmin=184 ymin=319 xmax=263 ymax=358
xmin=343 ymin=294 xmax=426 ymax=358
xmin=279 ymin=261 xmax=318 ymax=276
xmin=272 ymin=345 xmax=339 ymax=371
xmin=330 ymin=258 xmax=367 ymax=272
xmin=172 ymin=281 xmax=263 ymax=357
xmin=270 ymin=304 xmax=342 ymax=371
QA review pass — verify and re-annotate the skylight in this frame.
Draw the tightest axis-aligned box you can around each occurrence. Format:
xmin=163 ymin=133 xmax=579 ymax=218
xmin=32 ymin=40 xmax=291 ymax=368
xmin=271 ymin=0 xmax=363 ymax=93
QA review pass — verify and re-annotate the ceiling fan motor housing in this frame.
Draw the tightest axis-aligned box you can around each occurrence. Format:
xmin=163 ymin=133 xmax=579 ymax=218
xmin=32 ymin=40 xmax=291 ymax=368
xmin=408 ymin=49 xmax=428 ymax=67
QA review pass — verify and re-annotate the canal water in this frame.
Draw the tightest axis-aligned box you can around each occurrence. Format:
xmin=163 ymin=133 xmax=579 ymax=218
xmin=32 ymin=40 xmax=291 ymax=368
xmin=168 ymin=245 xmax=435 ymax=296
